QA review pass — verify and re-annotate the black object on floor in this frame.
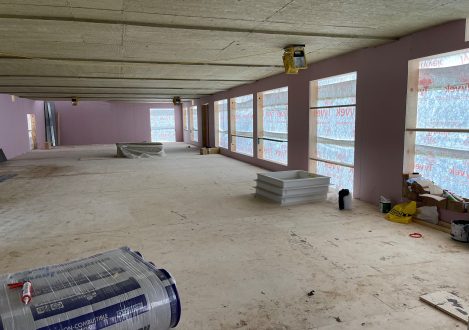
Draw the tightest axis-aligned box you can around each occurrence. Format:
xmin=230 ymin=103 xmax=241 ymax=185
xmin=338 ymin=189 xmax=350 ymax=210
xmin=0 ymin=174 xmax=17 ymax=183
xmin=0 ymin=148 xmax=7 ymax=162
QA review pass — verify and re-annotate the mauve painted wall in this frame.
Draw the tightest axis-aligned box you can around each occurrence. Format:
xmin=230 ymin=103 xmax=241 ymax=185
xmin=55 ymin=101 xmax=183 ymax=145
xmin=200 ymin=20 xmax=469 ymax=204
xmin=0 ymin=94 xmax=45 ymax=159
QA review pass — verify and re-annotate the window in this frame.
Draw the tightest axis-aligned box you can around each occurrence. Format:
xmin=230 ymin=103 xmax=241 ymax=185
xmin=230 ymin=94 xmax=254 ymax=156
xmin=214 ymin=99 xmax=229 ymax=148
xmin=257 ymin=87 xmax=288 ymax=165
xmin=150 ymin=108 xmax=176 ymax=142
xmin=405 ymin=49 xmax=469 ymax=197
xmin=183 ymin=107 xmax=189 ymax=131
xmin=309 ymin=72 xmax=357 ymax=191
xmin=27 ymin=114 xmax=36 ymax=150
xmin=189 ymin=106 xmax=198 ymax=142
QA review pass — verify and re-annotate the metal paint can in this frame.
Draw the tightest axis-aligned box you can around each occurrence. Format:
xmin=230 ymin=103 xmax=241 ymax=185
xmin=451 ymin=220 xmax=469 ymax=243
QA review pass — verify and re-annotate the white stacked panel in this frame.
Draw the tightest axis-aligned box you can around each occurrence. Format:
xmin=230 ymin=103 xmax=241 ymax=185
xmin=255 ymin=170 xmax=330 ymax=206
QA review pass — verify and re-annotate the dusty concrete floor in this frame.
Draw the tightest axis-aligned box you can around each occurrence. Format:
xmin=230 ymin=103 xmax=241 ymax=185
xmin=0 ymin=143 xmax=468 ymax=329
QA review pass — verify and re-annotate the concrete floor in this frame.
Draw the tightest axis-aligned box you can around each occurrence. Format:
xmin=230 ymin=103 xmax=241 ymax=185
xmin=0 ymin=143 xmax=468 ymax=329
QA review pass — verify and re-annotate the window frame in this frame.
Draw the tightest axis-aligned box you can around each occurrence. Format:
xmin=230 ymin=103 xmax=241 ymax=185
xmin=404 ymin=50 xmax=469 ymax=197
xmin=230 ymin=94 xmax=254 ymax=157
xmin=183 ymin=107 xmax=189 ymax=131
xmin=257 ymin=86 xmax=288 ymax=165
xmin=214 ymin=99 xmax=229 ymax=149
xmin=309 ymin=72 xmax=358 ymax=191
xmin=189 ymin=105 xmax=198 ymax=143
xmin=149 ymin=108 xmax=176 ymax=143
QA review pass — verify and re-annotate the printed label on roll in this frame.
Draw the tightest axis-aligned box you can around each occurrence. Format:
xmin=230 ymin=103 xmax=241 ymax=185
xmin=36 ymin=295 xmax=148 ymax=330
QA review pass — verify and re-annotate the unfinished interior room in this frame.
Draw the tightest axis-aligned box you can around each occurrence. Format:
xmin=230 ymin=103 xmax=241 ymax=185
xmin=0 ymin=1 xmax=469 ymax=329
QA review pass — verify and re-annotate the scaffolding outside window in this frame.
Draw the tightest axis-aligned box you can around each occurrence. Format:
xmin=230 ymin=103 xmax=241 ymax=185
xmin=309 ymin=72 xmax=357 ymax=192
xmin=405 ymin=49 xmax=469 ymax=197
xmin=230 ymin=94 xmax=254 ymax=156
xmin=257 ymin=87 xmax=288 ymax=165
xmin=150 ymin=108 xmax=176 ymax=142
xmin=214 ymin=99 xmax=229 ymax=149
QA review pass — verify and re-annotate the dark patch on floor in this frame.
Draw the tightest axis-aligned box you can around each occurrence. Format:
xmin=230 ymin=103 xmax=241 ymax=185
xmin=0 ymin=174 xmax=17 ymax=183
xmin=0 ymin=148 xmax=7 ymax=162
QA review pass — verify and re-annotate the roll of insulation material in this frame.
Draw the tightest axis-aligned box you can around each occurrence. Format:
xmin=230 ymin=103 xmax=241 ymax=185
xmin=0 ymin=247 xmax=181 ymax=330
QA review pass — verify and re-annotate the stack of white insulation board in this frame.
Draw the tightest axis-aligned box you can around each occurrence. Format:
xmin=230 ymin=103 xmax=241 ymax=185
xmin=255 ymin=170 xmax=330 ymax=206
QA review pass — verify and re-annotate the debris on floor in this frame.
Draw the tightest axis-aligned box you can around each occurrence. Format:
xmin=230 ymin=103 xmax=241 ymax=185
xmin=334 ymin=316 xmax=342 ymax=323
xmin=0 ymin=174 xmax=17 ymax=183
xmin=420 ymin=291 xmax=469 ymax=324
xmin=307 ymin=290 xmax=315 ymax=297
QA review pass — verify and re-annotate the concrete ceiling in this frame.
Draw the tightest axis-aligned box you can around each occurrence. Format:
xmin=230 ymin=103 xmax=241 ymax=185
xmin=0 ymin=0 xmax=467 ymax=101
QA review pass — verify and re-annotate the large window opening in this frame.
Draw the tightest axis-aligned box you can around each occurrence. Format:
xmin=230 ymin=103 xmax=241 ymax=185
xmin=27 ymin=114 xmax=37 ymax=150
xmin=183 ymin=107 xmax=189 ymax=132
xmin=230 ymin=94 xmax=254 ymax=156
xmin=150 ymin=108 xmax=176 ymax=142
xmin=214 ymin=99 xmax=229 ymax=149
xmin=190 ymin=106 xmax=198 ymax=143
xmin=257 ymin=87 xmax=288 ymax=165
xmin=309 ymin=72 xmax=357 ymax=192
xmin=405 ymin=49 xmax=469 ymax=197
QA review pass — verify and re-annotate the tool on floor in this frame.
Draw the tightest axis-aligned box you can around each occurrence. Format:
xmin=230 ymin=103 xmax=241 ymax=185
xmin=7 ymin=281 xmax=33 ymax=305
xmin=21 ymin=281 xmax=32 ymax=304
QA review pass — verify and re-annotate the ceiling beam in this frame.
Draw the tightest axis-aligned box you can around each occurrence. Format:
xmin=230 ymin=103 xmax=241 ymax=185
xmin=0 ymin=56 xmax=284 ymax=68
xmin=24 ymin=97 xmax=197 ymax=101
xmin=14 ymin=92 xmax=211 ymax=96
xmin=0 ymin=75 xmax=254 ymax=82
xmin=0 ymin=85 xmax=217 ymax=90
xmin=0 ymin=15 xmax=397 ymax=41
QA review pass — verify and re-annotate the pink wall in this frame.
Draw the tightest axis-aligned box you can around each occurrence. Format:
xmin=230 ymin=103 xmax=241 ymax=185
xmin=0 ymin=94 xmax=44 ymax=159
xmin=200 ymin=20 xmax=469 ymax=204
xmin=55 ymin=101 xmax=183 ymax=145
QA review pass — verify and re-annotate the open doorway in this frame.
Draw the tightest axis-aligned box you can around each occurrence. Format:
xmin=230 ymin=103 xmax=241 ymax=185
xmin=27 ymin=114 xmax=37 ymax=150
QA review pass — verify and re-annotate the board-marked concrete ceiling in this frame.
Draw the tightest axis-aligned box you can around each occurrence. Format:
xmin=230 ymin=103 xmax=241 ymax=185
xmin=0 ymin=0 xmax=467 ymax=101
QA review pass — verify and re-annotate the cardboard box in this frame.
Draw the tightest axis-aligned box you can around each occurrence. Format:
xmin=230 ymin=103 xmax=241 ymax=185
xmin=447 ymin=198 xmax=469 ymax=213
xmin=420 ymin=195 xmax=447 ymax=209
xmin=200 ymin=147 xmax=219 ymax=155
